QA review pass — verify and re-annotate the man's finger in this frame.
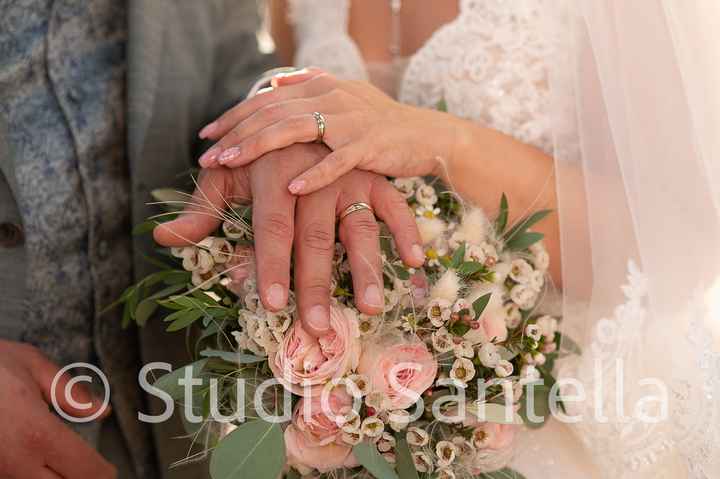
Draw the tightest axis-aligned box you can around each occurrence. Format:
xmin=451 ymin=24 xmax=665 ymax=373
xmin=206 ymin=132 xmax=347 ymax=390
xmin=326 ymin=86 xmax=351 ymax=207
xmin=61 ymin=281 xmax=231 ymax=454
xmin=41 ymin=411 xmax=116 ymax=478
xmin=35 ymin=467 xmax=64 ymax=479
xmin=337 ymin=194 xmax=384 ymax=315
xmin=370 ymin=178 xmax=425 ymax=268
xmin=153 ymin=168 xmax=245 ymax=247
xmin=294 ymin=187 xmax=337 ymax=337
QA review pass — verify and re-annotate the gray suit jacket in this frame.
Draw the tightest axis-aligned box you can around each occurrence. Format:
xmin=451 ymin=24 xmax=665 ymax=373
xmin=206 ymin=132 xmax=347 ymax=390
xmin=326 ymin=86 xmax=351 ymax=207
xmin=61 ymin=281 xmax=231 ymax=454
xmin=0 ymin=1 xmax=275 ymax=477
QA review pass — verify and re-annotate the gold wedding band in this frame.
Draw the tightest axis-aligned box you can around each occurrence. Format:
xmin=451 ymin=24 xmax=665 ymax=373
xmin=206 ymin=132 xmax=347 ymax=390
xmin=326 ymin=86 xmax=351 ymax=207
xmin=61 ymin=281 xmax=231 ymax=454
xmin=339 ymin=202 xmax=373 ymax=221
xmin=312 ymin=111 xmax=326 ymax=144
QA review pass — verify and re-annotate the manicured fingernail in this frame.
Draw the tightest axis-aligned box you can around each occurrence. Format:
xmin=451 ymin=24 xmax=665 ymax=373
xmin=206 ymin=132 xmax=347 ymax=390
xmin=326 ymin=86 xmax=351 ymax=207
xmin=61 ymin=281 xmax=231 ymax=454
xmin=199 ymin=146 xmax=221 ymax=167
xmin=198 ymin=122 xmax=218 ymax=139
xmin=307 ymin=305 xmax=330 ymax=334
xmin=288 ymin=180 xmax=306 ymax=195
xmin=218 ymin=146 xmax=242 ymax=164
xmin=266 ymin=283 xmax=287 ymax=310
xmin=412 ymin=244 xmax=425 ymax=264
xmin=364 ymin=284 xmax=383 ymax=308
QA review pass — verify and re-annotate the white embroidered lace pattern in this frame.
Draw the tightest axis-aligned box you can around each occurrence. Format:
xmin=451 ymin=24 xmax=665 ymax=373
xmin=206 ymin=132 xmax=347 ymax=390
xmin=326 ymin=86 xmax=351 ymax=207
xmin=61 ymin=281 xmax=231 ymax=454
xmin=287 ymin=0 xmax=553 ymax=154
xmin=558 ymin=261 xmax=720 ymax=479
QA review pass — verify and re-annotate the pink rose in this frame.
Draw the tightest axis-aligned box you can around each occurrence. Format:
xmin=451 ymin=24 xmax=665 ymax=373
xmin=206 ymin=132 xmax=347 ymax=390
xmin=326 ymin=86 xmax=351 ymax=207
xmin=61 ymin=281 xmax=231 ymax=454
xmin=292 ymin=389 xmax=351 ymax=446
xmin=357 ymin=339 xmax=438 ymax=410
xmin=464 ymin=285 xmax=508 ymax=344
xmin=226 ymin=245 xmax=255 ymax=295
xmin=285 ymin=424 xmax=358 ymax=474
xmin=461 ymin=413 xmax=516 ymax=474
xmin=270 ymin=306 xmax=361 ymax=396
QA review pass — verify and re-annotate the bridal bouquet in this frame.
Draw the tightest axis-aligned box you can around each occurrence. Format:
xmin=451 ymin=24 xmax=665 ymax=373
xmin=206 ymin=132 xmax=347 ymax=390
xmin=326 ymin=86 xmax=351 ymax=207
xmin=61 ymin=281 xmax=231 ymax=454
xmin=115 ymin=176 xmax=571 ymax=479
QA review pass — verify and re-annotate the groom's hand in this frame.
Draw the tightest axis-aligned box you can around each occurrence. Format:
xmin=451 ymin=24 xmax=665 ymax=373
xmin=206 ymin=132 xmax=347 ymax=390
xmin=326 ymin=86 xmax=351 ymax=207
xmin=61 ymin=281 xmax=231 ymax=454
xmin=0 ymin=339 xmax=116 ymax=478
xmin=154 ymin=143 xmax=423 ymax=336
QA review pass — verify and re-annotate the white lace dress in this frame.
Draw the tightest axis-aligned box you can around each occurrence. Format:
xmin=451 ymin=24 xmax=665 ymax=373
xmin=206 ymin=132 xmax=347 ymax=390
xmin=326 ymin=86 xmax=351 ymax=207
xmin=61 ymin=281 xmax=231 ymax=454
xmin=286 ymin=0 xmax=599 ymax=477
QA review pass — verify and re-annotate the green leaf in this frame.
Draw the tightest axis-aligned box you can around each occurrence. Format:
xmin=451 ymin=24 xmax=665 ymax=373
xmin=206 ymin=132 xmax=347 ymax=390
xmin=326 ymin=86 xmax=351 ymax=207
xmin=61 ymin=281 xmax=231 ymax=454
xmin=134 ymin=298 xmax=159 ymax=327
xmin=153 ymin=359 xmax=208 ymax=401
xmin=457 ymin=261 xmax=485 ymax=277
xmin=450 ymin=243 xmax=466 ymax=269
xmin=495 ymin=193 xmax=509 ymax=234
xmin=353 ymin=443 xmax=399 ymax=479
xmin=479 ymin=467 xmax=528 ymax=479
xmin=200 ymin=348 xmax=265 ymax=364
xmin=436 ymin=98 xmax=448 ymax=112
xmin=391 ymin=264 xmax=411 ymax=281
xmin=505 ymin=232 xmax=544 ymax=251
xmin=504 ymin=210 xmax=552 ymax=242
xmin=166 ymin=310 xmax=205 ymax=332
xmin=448 ymin=321 xmax=471 ymax=337
xmin=518 ymin=382 xmax=551 ymax=429
xmin=394 ymin=438 xmax=419 ymax=479
xmin=210 ymin=420 xmax=286 ymax=479
xmin=472 ymin=293 xmax=492 ymax=318
xmin=285 ymin=469 xmax=301 ymax=479
xmin=560 ymin=334 xmax=582 ymax=356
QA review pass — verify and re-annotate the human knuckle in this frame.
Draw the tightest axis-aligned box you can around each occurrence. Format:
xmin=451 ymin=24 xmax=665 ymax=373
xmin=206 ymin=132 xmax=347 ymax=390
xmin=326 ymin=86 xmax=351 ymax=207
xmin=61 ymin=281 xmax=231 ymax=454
xmin=258 ymin=213 xmax=293 ymax=240
xmin=349 ymin=216 xmax=379 ymax=236
xmin=300 ymin=224 xmax=334 ymax=255
xmin=303 ymin=281 xmax=331 ymax=299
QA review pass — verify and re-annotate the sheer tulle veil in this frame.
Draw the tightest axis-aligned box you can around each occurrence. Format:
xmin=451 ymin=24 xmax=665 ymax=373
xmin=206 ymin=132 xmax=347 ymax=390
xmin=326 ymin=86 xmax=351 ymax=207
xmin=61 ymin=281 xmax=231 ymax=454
xmin=544 ymin=0 xmax=720 ymax=477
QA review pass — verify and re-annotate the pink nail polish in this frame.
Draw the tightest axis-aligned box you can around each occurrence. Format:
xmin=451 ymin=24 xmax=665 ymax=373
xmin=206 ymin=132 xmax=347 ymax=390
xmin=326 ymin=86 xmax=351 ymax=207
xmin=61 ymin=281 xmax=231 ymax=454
xmin=198 ymin=122 xmax=218 ymax=139
xmin=218 ymin=146 xmax=242 ymax=164
xmin=288 ymin=180 xmax=306 ymax=194
xmin=199 ymin=146 xmax=221 ymax=167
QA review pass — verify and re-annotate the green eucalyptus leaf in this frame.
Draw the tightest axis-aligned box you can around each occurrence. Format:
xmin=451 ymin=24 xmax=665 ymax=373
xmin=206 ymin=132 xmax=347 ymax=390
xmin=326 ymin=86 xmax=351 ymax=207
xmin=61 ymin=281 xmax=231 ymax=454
xmin=394 ymin=438 xmax=419 ymax=479
xmin=200 ymin=348 xmax=265 ymax=364
xmin=451 ymin=243 xmax=466 ymax=269
xmin=285 ymin=469 xmax=301 ymax=479
xmin=166 ymin=310 xmax=205 ymax=332
xmin=153 ymin=359 xmax=208 ymax=401
xmin=503 ymin=209 xmax=552 ymax=242
xmin=479 ymin=467 xmax=528 ymax=479
xmin=457 ymin=261 xmax=485 ymax=277
xmin=392 ymin=264 xmax=411 ymax=281
xmin=353 ymin=442 xmax=399 ymax=479
xmin=495 ymin=193 xmax=509 ymax=234
xmin=209 ymin=420 xmax=286 ymax=479
xmin=505 ymin=232 xmax=544 ymax=251
xmin=134 ymin=298 xmax=159 ymax=327
xmin=560 ymin=334 xmax=582 ymax=356
xmin=472 ymin=293 xmax=492 ymax=318
xmin=518 ymin=382 xmax=551 ymax=429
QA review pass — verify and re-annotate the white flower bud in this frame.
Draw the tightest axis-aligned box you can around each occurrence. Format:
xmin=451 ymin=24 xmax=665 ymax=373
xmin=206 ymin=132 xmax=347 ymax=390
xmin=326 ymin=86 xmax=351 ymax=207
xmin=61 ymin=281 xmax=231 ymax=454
xmin=388 ymin=409 xmax=411 ymax=432
xmin=406 ymin=427 xmax=430 ymax=447
xmin=509 ymin=259 xmax=533 ymax=284
xmin=495 ymin=359 xmax=514 ymax=378
xmin=222 ymin=220 xmax=246 ymax=239
xmin=412 ymin=452 xmax=434 ymax=474
xmin=478 ymin=343 xmax=501 ymax=368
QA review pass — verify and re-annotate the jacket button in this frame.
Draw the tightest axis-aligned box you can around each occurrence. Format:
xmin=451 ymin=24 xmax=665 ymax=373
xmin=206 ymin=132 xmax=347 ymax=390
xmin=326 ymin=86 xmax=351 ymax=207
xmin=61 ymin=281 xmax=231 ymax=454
xmin=0 ymin=222 xmax=24 ymax=248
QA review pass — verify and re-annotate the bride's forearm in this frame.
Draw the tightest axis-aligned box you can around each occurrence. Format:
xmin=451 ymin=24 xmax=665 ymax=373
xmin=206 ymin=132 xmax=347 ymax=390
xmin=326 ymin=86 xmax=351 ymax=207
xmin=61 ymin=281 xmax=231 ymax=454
xmin=437 ymin=119 xmax=562 ymax=284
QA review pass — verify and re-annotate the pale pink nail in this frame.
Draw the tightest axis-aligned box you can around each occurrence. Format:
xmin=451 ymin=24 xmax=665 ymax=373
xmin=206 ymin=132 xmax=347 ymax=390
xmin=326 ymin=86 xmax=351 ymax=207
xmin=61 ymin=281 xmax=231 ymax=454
xmin=266 ymin=283 xmax=287 ymax=310
xmin=364 ymin=284 xmax=383 ymax=308
xmin=218 ymin=146 xmax=242 ymax=164
xmin=306 ymin=305 xmax=330 ymax=335
xmin=412 ymin=244 xmax=425 ymax=264
xmin=288 ymin=180 xmax=306 ymax=194
xmin=198 ymin=146 xmax=221 ymax=167
xmin=198 ymin=122 xmax=218 ymax=139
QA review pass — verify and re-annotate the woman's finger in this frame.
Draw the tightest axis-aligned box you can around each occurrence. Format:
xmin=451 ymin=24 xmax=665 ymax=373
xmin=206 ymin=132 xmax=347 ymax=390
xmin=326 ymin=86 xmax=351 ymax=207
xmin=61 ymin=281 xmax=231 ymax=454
xmin=198 ymin=72 xmax=338 ymax=143
xmin=337 ymin=191 xmax=384 ymax=316
xmin=217 ymin=113 xmax=340 ymax=168
xmin=288 ymin=144 xmax=363 ymax=195
xmin=271 ymin=67 xmax=326 ymax=88
xmin=369 ymin=178 xmax=425 ymax=268
xmin=293 ymin=186 xmax=337 ymax=337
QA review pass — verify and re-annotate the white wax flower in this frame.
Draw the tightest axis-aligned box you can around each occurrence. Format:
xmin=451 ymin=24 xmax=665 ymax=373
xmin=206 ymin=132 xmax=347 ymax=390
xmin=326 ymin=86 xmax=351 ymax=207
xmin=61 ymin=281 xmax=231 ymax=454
xmin=525 ymin=324 xmax=542 ymax=342
xmin=388 ymin=410 xmax=411 ymax=431
xmin=450 ymin=358 xmax=476 ymax=385
xmin=361 ymin=417 xmax=385 ymax=438
xmin=426 ymin=298 xmax=452 ymax=327
xmin=416 ymin=184 xmax=439 ymax=207
xmin=412 ymin=452 xmax=434 ymax=474
xmin=495 ymin=360 xmax=514 ymax=378
xmin=510 ymin=284 xmax=537 ymax=310
xmin=478 ymin=343 xmax=501 ymax=368
xmin=435 ymin=440 xmax=459 ymax=468
xmin=432 ymin=328 xmax=455 ymax=353
xmin=407 ymin=426 xmax=430 ymax=447
xmin=377 ymin=432 xmax=396 ymax=452
xmin=509 ymin=259 xmax=533 ymax=284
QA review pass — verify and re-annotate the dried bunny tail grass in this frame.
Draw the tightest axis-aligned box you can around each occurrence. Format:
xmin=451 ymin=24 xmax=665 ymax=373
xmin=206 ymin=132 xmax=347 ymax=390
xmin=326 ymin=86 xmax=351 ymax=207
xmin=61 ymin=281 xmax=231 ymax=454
xmin=430 ymin=269 xmax=461 ymax=303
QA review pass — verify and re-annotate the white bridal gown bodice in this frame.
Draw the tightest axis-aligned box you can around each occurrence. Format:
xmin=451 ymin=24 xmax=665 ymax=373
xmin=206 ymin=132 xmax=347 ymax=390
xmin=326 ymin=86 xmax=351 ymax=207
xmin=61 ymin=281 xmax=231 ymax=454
xmin=286 ymin=0 xmax=599 ymax=477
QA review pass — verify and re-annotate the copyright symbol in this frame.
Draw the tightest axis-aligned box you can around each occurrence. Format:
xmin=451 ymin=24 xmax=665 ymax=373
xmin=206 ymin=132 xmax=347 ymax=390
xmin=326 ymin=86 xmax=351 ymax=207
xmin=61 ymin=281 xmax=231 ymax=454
xmin=50 ymin=362 xmax=111 ymax=423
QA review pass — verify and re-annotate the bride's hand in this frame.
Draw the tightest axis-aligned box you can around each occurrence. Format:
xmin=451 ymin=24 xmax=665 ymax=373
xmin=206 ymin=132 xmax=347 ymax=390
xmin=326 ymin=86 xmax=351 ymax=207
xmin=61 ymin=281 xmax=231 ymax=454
xmin=196 ymin=69 xmax=459 ymax=195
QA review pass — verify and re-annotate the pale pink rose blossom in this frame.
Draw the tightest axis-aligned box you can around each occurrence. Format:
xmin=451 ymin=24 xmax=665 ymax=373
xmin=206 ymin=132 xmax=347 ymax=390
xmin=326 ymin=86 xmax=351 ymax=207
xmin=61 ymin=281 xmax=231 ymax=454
xmin=284 ymin=424 xmax=359 ymax=474
xmin=357 ymin=339 xmax=438 ymax=410
xmin=270 ymin=306 xmax=361 ymax=396
xmin=291 ymin=389 xmax=352 ymax=447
